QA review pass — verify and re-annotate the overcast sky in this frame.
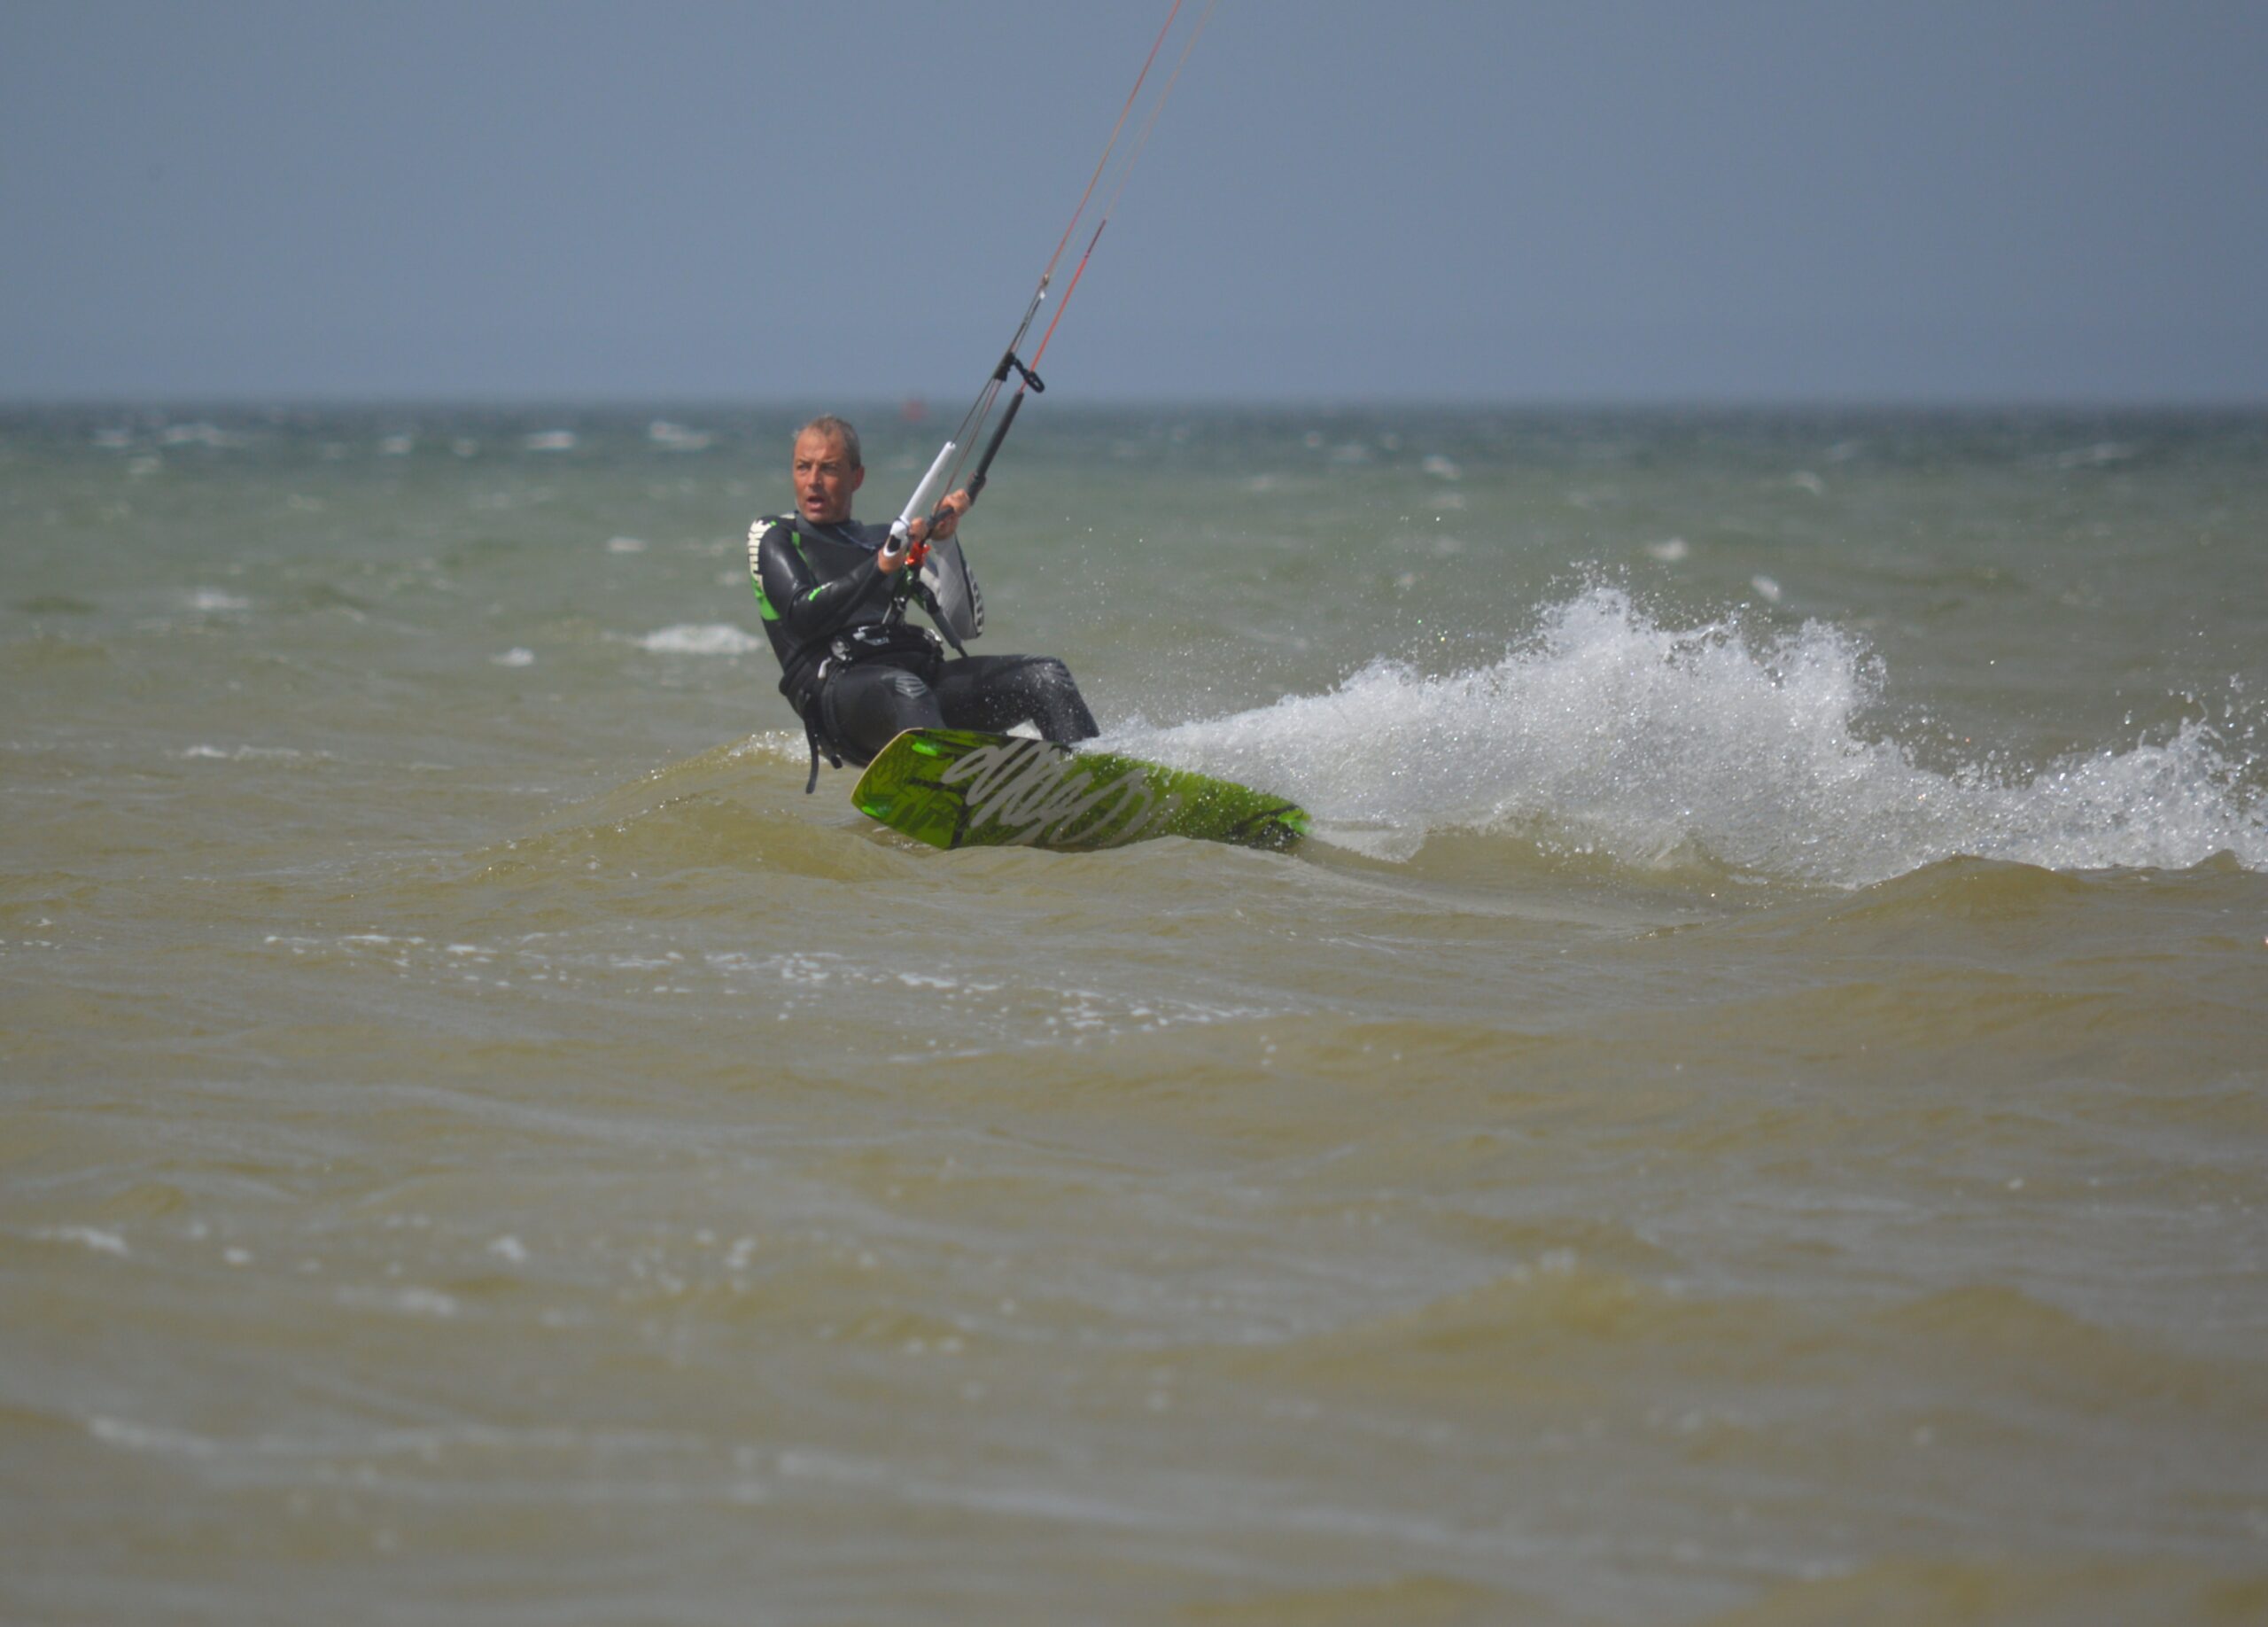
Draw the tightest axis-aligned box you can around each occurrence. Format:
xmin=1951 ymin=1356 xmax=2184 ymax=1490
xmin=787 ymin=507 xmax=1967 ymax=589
xmin=4 ymin=1 xmax=2265 ymax=404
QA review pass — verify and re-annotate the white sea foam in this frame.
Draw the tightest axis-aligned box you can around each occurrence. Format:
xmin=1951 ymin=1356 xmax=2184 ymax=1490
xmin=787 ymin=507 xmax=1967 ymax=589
xmin=1115 ymin=588 xmax=2267 ymax=885
xmin=637 ymin=624 xmax=763 ymax=656
xmin=723 ymin=731 xmax=812 ymax=768
xmin=159 ymin=422 xmax=245 ymax=449
xmin=182 ymin=744 xmax=307 ymax=761
xmin=524 ymin=430 xmax=578 ymax=453
xmin=648 ymin=420 xmax=713 ymax=452
xmin=35 ymin=1226 xmax=128 ymax=1257
xmin=188 ymin=588 xmax=250 ymax=612
xmin=89 ymin=1415 xmax=218 ymax=1456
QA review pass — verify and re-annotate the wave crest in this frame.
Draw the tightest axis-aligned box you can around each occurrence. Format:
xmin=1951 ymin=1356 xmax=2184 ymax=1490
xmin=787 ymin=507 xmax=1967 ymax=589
xmin=1113 ymin=589 xmax=2265 ymax=885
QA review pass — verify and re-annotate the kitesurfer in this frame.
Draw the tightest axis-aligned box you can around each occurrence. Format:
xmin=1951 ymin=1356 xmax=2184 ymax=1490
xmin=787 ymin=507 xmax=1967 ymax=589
xmin=750 ymin=416 xmax=1099 ymax=789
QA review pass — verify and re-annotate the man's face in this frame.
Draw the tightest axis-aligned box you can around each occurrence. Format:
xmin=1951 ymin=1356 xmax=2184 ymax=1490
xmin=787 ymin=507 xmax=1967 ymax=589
xmin=792 ymin=430 xmax=864 ymax=525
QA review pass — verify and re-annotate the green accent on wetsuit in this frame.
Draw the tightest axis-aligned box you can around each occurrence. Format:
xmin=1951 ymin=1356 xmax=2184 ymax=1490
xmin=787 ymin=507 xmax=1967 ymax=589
xmin=750 ymin=525 xmax=812 ymax=622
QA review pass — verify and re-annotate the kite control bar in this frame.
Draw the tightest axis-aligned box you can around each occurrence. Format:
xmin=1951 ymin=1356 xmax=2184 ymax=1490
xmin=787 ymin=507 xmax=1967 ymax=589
xmin=892 ymin=349 xmax=1042 ymax=577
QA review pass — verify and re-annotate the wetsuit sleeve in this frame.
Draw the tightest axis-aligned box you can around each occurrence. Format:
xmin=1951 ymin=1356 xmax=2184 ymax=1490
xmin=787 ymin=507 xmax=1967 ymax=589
xmin=753 ymin=520 xmax=889 ymax=644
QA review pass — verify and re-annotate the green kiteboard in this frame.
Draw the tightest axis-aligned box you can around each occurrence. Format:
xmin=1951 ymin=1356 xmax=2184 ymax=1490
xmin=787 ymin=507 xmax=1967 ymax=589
xmin=851 ymin=728 xmax=1308 ymax=852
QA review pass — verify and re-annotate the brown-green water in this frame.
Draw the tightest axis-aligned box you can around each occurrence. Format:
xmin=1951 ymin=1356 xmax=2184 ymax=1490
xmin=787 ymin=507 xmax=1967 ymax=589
xmin=4 ymin=407 xmax=2267 ymax=1623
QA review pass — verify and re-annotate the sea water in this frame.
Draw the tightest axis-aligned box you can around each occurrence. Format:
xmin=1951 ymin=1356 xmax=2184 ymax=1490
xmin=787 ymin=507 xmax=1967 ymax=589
xmin=4 ymin=405 xmax=2265 ymax=1623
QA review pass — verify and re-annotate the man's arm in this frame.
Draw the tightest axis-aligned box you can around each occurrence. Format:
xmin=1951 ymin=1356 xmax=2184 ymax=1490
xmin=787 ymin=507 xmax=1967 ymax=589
xmin=754 ymin=521 xmax=889 ymax=642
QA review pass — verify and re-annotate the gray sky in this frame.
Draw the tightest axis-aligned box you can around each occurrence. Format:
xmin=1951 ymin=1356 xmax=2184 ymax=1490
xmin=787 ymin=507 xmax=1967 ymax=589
xmin=5 ymin=1 xmax=2265 ymax=404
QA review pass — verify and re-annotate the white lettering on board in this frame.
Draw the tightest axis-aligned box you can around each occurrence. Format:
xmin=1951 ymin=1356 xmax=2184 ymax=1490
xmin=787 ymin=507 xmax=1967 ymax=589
xmin=940 ymin=739 xmax=1181 ymax=846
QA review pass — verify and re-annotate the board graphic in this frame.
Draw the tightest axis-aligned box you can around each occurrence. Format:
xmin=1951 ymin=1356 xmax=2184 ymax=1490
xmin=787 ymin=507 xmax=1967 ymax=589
xmin=851 ymin=728 xmax=1307 ymax=852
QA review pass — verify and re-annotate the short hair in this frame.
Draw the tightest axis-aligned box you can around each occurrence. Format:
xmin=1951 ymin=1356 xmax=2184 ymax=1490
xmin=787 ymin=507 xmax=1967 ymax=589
xmin=795 ymin=415 xmax=862 ymax=470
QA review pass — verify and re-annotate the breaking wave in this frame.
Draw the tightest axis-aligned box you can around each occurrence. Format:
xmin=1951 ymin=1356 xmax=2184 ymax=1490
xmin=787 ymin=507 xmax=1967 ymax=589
xmin=635 ymin=624 xmax=765 ymax=656
xmin=1112 ymin=589 xmax=2266 ymax=885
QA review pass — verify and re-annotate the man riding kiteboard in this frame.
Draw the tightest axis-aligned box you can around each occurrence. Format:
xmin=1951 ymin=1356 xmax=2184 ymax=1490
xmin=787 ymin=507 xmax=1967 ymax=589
xmin=749 ymin=415 xmax=1099 ymax=790
xmin=747 ymin=5 xmax=1214 ymax=798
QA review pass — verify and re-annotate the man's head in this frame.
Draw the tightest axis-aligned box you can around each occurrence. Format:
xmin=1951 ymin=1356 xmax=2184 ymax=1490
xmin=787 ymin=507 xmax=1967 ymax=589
xmin=792 ymin=416 xmax=865 ymax=525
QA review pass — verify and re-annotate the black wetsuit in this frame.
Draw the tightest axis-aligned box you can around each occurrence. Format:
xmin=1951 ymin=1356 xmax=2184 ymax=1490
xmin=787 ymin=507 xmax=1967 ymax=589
xmin=747 ymin=514 xmax=1098 ymax=781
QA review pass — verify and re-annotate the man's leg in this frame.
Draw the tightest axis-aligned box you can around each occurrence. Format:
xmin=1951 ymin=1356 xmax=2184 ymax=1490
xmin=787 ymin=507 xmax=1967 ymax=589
xmin=934 ymin=654 xmax=1099 ymax=744
xmin=819 ymin=664 xmax=945 ymax=765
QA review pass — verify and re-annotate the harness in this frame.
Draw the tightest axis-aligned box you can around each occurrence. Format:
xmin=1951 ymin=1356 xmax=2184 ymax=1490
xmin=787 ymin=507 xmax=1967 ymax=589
xmin=796 ymin=621 xmax=945 ymax=792
xmin=752 ymin=517 xmax=949 ymax=792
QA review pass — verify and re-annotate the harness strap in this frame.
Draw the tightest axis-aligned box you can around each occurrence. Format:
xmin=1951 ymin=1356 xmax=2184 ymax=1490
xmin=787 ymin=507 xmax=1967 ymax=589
xmin=802 ymin=712 xmax=833 ymax=795
xmin=788 ymin=658 xmax=842 ymax=796
xmin=918 ymin=580 xmax=969 ymax=658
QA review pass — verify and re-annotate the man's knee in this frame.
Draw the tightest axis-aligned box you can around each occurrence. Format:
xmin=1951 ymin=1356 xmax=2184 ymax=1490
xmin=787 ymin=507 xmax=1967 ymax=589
xmin=878 ymin=667 xmax=931 ymax=704
xmin=1019 ymin=658 xmax=1098 ymax=740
